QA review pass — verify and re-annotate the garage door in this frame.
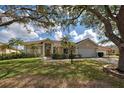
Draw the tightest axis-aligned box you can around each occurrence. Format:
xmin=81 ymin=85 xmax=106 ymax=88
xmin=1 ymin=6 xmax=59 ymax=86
xmin=78 ymin=48 xmax=96 ymax=57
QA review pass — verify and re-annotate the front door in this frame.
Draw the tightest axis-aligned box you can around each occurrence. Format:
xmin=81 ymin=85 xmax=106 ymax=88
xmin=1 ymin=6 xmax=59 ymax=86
xmin=45 ymin=43 xmax=51 ymax=57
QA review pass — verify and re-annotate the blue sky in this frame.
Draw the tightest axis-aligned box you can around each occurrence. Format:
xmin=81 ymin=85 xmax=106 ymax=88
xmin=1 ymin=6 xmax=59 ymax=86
xmin=0 ymin=22 xmax=100 ymax=43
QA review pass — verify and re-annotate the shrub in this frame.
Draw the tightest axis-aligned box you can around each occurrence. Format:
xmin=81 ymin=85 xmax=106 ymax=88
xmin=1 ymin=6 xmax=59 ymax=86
xmin=69 ymin=54 xmax=75 ymax=59
xmin=52 ymin=53 xmax=82 ymax=59
xmin=62 ymin=54 xmax=68 ymax=59
xmin=52 ymin=54 xmax=63 ymax=59
xmin=0 ymin=52 xmax=37 ymax=60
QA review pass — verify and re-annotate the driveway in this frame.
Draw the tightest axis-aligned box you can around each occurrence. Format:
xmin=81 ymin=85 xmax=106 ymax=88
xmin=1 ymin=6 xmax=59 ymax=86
xmin=44 ymin=57 xmax=118 ymax=65
xmin=89 ymin=57 xmax=118 ymax=65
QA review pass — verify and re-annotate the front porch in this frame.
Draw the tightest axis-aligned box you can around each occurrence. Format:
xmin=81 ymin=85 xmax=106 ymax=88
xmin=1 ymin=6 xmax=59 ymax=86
xmin=24 ymin=39 xmax=65 ymax=57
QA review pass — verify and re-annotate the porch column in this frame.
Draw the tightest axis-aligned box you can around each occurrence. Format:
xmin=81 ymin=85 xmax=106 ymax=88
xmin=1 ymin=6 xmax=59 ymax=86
xmin=42 ymin=43 xmax=45 ymax=57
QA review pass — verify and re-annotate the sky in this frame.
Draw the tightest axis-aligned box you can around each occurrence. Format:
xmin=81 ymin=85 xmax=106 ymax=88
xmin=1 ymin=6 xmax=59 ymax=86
xmin=0 ymin=22 xmax=100 ymax=43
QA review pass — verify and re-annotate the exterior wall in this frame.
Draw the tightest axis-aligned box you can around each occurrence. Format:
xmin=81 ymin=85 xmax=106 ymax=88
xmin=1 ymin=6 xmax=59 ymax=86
xmin=24 ymin=45 xmax=43 ymax=56
xmin=24 ymin=41 xmax=53 ymax=57
xmin=0 ymin=46 xmax=17 ymax=54
xmin=111 ymin=48 xmax=119 ymax=55
xmin=5 ymin=49 xmax=17 ymax=54
xmin=0 ymin=47 xmax=5 ymax=54
xmin=76 ymin=39 xmax=97 ymax=57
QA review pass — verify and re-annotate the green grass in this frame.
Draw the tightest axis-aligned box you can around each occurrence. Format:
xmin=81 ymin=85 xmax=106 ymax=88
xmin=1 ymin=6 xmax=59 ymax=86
xmin=0 ymin=58 xmax=123 ymax=88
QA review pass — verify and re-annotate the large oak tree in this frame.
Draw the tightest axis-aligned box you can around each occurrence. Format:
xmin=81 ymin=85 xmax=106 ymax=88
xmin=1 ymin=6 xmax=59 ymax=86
xmin=0 ymin=5 xmax=124 ymax=72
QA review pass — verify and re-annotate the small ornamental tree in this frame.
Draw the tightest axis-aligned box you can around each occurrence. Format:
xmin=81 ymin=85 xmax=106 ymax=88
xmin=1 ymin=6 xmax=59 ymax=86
xmin=61 ymin=35 xmax=75 ymax=63
xmin=8 ymin=38 xmax=23 ymax=55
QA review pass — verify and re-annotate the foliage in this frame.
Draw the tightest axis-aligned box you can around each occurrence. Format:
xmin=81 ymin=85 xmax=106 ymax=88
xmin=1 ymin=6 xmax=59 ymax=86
xmin=61 ymin=35 xmax=71 ymax=48
xmin=0 ymin=52 xmax=37 ymax=60
xmin=61 ymin=35 xmax=75 ymax=52
xmin=8 ymin=38 xmax=24 ymax=55
xmin=52 ymin=53 xmax=81 ymax=59
xmin=8 ymin=38 xmax=24 ymax=47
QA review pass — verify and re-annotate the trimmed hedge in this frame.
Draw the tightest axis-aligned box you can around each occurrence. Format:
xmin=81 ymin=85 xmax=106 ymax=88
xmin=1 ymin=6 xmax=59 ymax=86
xmin=0 ymin=53 xmax=38 ymax=60
xmin=52 ymin=53 xmax=81 ymax=59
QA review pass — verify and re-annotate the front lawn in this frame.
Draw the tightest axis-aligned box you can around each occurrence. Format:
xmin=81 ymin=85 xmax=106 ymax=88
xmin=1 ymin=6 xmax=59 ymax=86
xmin=0 ymin=58 xmax=123 ymax=88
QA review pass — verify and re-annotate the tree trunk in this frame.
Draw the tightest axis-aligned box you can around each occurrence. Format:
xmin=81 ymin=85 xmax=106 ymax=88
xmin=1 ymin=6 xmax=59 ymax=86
xmin=117 ymin=47 xmax=124 ymax=72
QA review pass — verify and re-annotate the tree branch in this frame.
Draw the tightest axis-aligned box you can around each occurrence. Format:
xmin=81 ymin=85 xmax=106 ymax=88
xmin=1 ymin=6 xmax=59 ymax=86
xmin=85 ymin=6 xmax=107 ymax=23
xmin=0 ymin=19 xmax=18 ymax=26
xmin=0 ymin=15 xmax=48 ymax=27
xmin=68 ymin=8 xmax=85 ymax=20
xmin=104 ymin=5 xmax=118 ymax=22
xmin=86 ymin=6 xmax=122 ymax=46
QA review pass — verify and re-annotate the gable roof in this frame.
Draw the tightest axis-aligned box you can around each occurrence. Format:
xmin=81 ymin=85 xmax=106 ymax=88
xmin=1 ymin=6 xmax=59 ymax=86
xmin=24 ymin=39 xmax=61 ymax=45
xmin=76 ymin=38 xmax=98 ymax=47
xmin=97 ymin=46 xmax=112 ymax=51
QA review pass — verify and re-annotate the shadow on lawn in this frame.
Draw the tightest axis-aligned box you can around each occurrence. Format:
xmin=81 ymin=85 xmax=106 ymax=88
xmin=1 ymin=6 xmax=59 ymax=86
xmin=0 ymin=59 xmax=41 ymax=79
xmin=0 ymin=59 xmax=123 ymax=87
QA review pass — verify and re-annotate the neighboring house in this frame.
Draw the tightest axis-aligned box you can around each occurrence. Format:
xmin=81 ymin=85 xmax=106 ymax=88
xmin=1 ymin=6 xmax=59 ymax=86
xmin=96 ymin=46 xmax=112 ymax=57
xmin=107 ymin=45 xmax=119 ymax=55
xmin=24 ymin=38 xmax=118 ymax=58
xmin=0 ymin=42 xmax=18 ymax=54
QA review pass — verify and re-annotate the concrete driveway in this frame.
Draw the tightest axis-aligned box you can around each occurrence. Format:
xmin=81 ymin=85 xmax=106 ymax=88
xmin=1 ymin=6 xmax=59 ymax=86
xmin=44 ymin=57 xmax=119 ymax=65
xmin=89 ymin=57 xmax=118 ymax=65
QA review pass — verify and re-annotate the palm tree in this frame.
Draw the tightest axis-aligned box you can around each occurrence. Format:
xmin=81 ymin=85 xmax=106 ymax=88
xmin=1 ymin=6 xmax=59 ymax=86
xmin=8 ymin=38 xmax=24 ymax=56
xmin=61 ymin=35 xmax=75 ymax=63
xmin=61 ymin=35 xmax=71 ymax=54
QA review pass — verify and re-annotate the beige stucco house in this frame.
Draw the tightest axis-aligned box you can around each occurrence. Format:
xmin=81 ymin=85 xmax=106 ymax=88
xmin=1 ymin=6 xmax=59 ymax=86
xmin=24 ymin=39 xmax=64 ymax=57
xmin=24 ymin=38 xmax=118 ymax=58
xmin=0 ymin=42 xmax=17 ymax=54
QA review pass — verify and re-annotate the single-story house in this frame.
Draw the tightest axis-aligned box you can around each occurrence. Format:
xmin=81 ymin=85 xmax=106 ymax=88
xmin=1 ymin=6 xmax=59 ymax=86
xmin=24 ymin=39 xmax=65 ymax=57
xmin=0 ymin=42 xmax=18 ymax=54
xmin=24 ymin=38 xmax=118 ymax=58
